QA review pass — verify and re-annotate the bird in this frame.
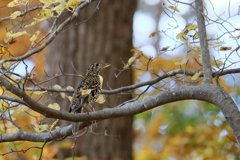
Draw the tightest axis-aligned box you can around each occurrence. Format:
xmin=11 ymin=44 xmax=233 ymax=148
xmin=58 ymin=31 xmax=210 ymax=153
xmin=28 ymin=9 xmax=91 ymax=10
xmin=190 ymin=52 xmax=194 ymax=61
xmin=69 ymin=62 xmax=111 ymax=134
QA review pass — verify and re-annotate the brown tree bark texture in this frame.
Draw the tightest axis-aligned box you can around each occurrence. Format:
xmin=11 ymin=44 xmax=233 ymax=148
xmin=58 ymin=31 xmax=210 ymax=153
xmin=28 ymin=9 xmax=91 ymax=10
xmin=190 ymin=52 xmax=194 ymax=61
xmin=47 ymin=1 xmax=136 ymax=159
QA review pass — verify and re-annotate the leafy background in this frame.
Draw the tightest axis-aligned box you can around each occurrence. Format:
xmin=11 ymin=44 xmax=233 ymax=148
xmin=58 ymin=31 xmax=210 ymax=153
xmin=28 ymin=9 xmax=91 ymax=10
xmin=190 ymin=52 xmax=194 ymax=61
xmin=0 ymin=0 xmax=240 ymax=159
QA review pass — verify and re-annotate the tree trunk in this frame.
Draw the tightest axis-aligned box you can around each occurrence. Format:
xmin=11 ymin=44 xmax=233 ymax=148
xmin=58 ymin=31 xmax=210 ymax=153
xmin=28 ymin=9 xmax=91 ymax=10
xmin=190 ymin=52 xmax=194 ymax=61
xmin=47 ymin=1 xmax=136 ymax=159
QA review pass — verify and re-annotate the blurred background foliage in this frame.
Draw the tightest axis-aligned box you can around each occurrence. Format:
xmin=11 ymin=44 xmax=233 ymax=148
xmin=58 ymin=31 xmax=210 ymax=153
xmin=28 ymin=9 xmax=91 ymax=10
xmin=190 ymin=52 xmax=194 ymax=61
xmin=132 ymin=0 xmax=240 ymax=159
xmin=0 ymin=0 xmax=240 ymax=159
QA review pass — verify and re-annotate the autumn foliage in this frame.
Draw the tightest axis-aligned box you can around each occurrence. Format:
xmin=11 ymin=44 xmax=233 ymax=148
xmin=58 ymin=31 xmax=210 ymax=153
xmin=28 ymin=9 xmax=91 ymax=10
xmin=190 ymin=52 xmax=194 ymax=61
xmin=0 ymin=0 xmax=240 ymax=159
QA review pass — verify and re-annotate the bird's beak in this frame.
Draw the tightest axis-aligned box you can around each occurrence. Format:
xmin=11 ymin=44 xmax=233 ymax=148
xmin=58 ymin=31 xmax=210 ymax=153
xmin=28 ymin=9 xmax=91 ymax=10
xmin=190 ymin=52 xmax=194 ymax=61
xmin=101 ymin=63 xmax=111 ymax=68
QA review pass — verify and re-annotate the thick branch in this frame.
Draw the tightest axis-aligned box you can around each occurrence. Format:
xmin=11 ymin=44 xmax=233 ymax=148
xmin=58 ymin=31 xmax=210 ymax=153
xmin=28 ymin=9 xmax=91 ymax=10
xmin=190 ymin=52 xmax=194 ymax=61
xmin=1 ymin=83 xmax=240 ymax=143
xmin=195 ymin=0 xmax=213 ymax=83
xmin=0 ymin=121 xmax=92 ymax=142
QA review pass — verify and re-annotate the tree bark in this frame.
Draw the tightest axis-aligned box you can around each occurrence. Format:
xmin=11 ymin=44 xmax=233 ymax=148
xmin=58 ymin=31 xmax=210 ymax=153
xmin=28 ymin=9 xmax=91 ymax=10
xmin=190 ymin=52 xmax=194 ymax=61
xmin=47 ymin=1 xmax=136 ymax=159
xmin=195 ymin=0 xmax=212 ymax=83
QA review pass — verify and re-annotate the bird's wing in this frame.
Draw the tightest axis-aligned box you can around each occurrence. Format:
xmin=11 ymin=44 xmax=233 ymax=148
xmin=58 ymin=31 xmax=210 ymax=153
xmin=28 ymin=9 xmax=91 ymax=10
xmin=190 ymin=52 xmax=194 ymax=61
xmin=69 ymin=76 xmax=101 ymax=113
xmin=70 ymin=95 xmax=89 ymax=113
xmin=69 ymin=84 xmax=86 ymax=113
xmin=87 ymin=76 xmax=101 ymax=89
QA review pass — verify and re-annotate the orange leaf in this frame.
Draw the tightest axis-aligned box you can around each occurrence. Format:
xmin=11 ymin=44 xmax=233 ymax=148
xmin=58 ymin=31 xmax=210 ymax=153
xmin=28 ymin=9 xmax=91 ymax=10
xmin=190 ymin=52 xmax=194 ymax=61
xmin=160 ymin=46 xmax=170 ymax=51
xmin=149 ymin=31 xmax=159 ymax=38
xmin=219 ymin=46 xmax=232 ymax=51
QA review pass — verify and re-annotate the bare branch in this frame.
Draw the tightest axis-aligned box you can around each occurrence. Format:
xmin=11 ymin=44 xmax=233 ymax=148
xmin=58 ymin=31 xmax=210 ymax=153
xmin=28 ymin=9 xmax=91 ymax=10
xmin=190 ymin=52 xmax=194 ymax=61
xmin=1 ymin=83 xmax=240 ymax=143
xmin=22 ymin=68 xmax=240 ymax=94
xmin=0 ymin=0 xmax=97 ymax=65
xmin=0 ymin=95 xmax=26 ymax=105
xmin=0 ymin=6 xmax=43 ymax=23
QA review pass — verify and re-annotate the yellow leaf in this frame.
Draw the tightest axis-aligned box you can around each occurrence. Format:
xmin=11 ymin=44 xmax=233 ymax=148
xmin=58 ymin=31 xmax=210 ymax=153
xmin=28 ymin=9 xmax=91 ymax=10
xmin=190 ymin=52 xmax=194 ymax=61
xmin=4 ymin=31 xmax=28 ymax=43
xmin=176 ymin=31 xmax=187 ymax=40
xmin=24 ymin=21 xmax=37 ymax=28
xmin=34 ymin=124 xmax=48 ymax=133
xmin=193 ymin=31 xmax=199 ymax=40
xmin=231 ymin=36 xmax=240 ymax=39
xmin=1 ymin=47 xmax=7 ymax=54
xmin=80 ymin=89 xmax=91 ymax=96
xmin=186 ymin=42 xmax=191 ymax=47
xmin=96 ymin=94 xmax=106 ymax=104
xmin=55 ymin=126 xmax=60 ymax=129
xmin=7 ymin=0 xmax=22 ymax=7
xmin=33 ymin=91 xmax=47 ymax=95
xmin=189 ymin=47 xmax=201 ymax=54
xmin=0 ymin=123 xmax=18 ymax=133
xmin=214 ymin=41 xmax=223 ymax=44
xmin=3 ymin=62 xmax=11 ymax=68
xmin=7 ymin=126 xmax=19 ymax=133
xmin=219 ymin=46 xmax=232 ymax=51
xmin=208 ymin=45 xmax=221 ymax=49
xmin=39 ymin=0 xmax=52 ymax=9
xmin=191 ymin=72 xmax=201 ymax=80
xmin=48 ymin=103 xmax=60 ymax=110
xmin=123 ymin=52 xmax=142 ymax=69
xmin=130 ymin=49 xmax=143 ymax=54
xmin=204 ymin=148 xmax=213 ymax=157
xmin=30 ymin=31 xmax=40 ymax=45
xmin=0 ymin=124 xmax=6 ymax=132
xmin=198 ymin=55 xmax=202 ymax=63
xmin=58 ymin=140 xmax=73 ymax=149
xmin=149 ymin=31 xmax=159 ymax=38
xmin=123 ymin=56 xmax=138 ymax=68
xmin=173 ymin=57 xmax=187 ymax=65
xmin=53 ymin=84 xmax=62 ymax=89
xmin=176 ymin=30 xmax=190 ymax=46
xmin=67 ymin=0 xmax=81 ymax=9
xmin=34 ymin=9 xmax=53 ymax=22
xmin=17 ymin=105 xmax=29 ymax=113
xmin=99 ymin=75 xmax=103 ymax=88
xmin=0 ymin=88 xmax=4 ymax=96
xmin=60 ymin=92 xmax=65 ymax=98
xmin=211 ymin=60 xmax=223 ymax=67
xmin=194 ymin=46 xmax=200 ymax=49
xmin=168 ymin=5 xmax=180 ymax=12
xmin=187 ymin=24 xmax=198 ymax=31
xmin=67 ymin=96 xmax=72 ymax=102
xmin=43 ymin=146 xmax=58 ymax=159
xmin=172 ymin=56 xmax=184 ymax=62
xmin=186 ymin=125 xmax=194 ymax=133
xmin=10 ymin=11 xmax=21 ymax=19
xmin=0 ymin=100 xmax=9 ymax=110
xmin=179 ymin=34 xmax=187 ymax=42
xmin=66 ymin=86 xmax=74 ymax=90
xmin=52 ymin=0 xmax=67 ymax=14
xmin=48 ymin=119 xmax=59 ymax=131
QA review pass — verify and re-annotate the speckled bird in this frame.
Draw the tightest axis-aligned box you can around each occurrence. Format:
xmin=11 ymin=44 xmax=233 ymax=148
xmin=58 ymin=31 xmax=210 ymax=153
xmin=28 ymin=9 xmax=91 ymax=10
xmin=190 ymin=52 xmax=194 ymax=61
xmin=69 ymin=62 xmax=111 ymax=134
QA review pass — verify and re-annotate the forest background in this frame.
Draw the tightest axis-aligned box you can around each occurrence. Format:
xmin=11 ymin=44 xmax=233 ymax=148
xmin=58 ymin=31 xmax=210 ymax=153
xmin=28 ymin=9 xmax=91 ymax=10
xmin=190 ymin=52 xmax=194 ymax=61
xmin=0 ymin=0 xmax=240 ymax=159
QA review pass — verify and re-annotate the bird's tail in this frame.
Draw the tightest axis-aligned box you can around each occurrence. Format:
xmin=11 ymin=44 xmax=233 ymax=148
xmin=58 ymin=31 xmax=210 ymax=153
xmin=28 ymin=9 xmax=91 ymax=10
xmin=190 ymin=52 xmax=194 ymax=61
xmin=72 ymin=122 xmax=79 ymax=134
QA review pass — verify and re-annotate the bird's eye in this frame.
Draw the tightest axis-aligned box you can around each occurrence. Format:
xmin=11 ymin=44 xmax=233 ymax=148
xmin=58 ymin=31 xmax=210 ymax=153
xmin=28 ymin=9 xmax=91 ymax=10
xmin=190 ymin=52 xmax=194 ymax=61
xmin=96 ymin=64 xmax=99 ymax=66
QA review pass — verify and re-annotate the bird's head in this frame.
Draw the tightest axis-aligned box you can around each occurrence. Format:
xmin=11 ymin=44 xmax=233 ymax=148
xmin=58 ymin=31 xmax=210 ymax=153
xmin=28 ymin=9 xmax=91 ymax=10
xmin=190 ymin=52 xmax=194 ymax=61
xmin=86 ymin=63 xmax=111 ymax=75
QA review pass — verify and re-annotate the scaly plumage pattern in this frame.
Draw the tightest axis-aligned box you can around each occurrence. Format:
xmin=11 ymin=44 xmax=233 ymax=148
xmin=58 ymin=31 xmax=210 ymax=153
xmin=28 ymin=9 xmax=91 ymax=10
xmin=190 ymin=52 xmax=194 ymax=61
xmin=69 ymin=63 xmax=110 ymax=134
